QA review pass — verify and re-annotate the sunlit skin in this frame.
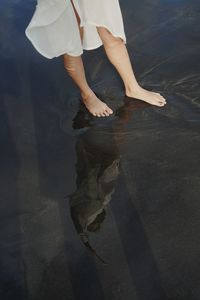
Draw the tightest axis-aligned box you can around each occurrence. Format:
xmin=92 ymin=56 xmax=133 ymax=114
xmin=63 ymin=1 xmax=167 ymax=117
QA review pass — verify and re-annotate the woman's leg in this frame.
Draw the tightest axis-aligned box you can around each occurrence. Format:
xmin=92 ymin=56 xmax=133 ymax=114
xmin=63 ymin=54 xmax=113 ymax=116
xmin=97 ymin=27 xmax=166 ymax=107
xmin=63 ymin=1 xmax=113 ymax=117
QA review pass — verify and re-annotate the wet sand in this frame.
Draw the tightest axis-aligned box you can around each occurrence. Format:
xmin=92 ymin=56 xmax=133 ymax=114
xmin=0 ymin=0 xmax=200 ymax=299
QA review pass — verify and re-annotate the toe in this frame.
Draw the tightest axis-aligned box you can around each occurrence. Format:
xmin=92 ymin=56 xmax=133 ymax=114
xmin=153 ymin=92 xmax=165 ymax=100
xmin=158 ymin=94 xmax=166 ymax=101
xmin=160 ymin=96 xmax=166 ymax=101
xmin=156 ymin=95 xmax=166 ymax=102
xmin=160 ymin=99 xmax=166 ymax=104
xmin=104 ymin=110 xmax=110 ymax=116
xmin=104 ymin=107 xmax=112 ymax=116
xmin=106 ymin=107 xmax=113 ymax=114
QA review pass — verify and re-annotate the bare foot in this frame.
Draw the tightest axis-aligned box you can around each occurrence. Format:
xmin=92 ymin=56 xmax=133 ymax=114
xmin=81 ymin=90 xmax=113 ymax=117
xmin=125 ymin=86 xmax=167 ymax=107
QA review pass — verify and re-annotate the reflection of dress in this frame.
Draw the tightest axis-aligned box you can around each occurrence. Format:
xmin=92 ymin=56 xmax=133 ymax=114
xmin=69 ymin=136 xmax=120 ymax=239
xmin=25 ymin=0 xmax=126 ymax=59
xmin=68 ymin=129 xmax=121 ymax=264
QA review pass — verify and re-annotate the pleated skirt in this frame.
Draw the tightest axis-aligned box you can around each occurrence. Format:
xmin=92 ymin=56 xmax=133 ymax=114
xmin=25 ymin=0 xmax=126 ymax=59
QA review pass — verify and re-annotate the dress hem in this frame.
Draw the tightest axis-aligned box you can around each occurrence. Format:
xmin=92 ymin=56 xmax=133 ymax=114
xmin=80 ymin=20 xmax=127 ymax=49
xmin=25 ymin=21 xmax=126 ymax=59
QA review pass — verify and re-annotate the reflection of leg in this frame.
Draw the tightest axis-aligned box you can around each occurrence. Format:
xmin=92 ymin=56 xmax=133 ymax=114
xmin=97 ymin=27 xmax=167 ymax=107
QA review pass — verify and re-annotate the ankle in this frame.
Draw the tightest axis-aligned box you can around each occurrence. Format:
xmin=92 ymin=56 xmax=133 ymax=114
xmin=81 ymin=89 xmax=94 ymax=101
xmin=125 ymin=83 xmax=141 ymax=95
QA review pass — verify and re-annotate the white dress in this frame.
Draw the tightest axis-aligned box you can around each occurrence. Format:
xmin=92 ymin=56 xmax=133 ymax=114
xmin=25 ymin=0 xmax=126 ymax=59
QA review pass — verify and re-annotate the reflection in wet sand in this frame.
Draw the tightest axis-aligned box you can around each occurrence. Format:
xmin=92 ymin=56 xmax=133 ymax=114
xmin=67 ymin=97 xmax=147 ymax=264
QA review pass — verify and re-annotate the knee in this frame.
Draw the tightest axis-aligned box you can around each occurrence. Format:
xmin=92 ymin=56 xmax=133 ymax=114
xmin=97 ymin=27 xmax=124 ymax=48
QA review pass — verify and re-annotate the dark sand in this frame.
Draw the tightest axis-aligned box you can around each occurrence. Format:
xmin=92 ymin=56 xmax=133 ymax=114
xmin=0 ymin=0 xmax=200 ymax=299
